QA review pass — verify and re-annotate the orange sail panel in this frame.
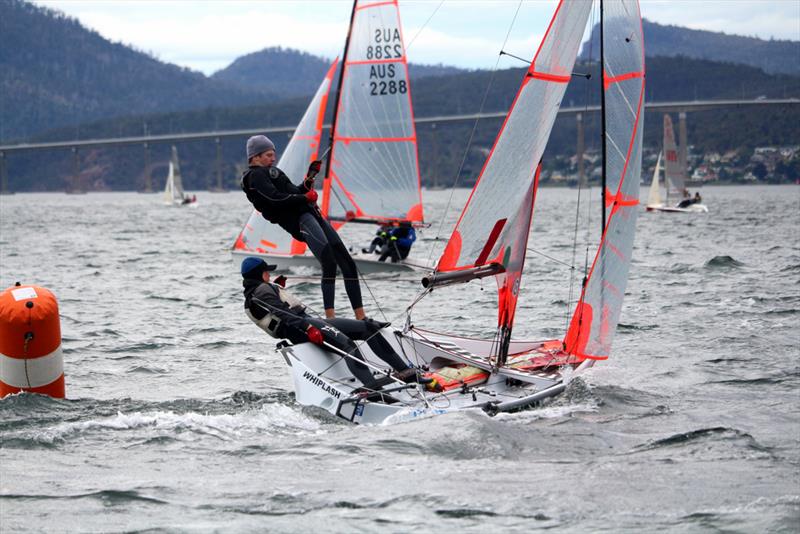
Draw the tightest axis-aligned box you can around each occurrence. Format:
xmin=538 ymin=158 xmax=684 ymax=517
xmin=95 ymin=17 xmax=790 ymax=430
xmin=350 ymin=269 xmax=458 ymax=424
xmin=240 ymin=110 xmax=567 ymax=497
xmin=325 ymin=0 xmax=423 ymax=224
xmin=565 ymin=0 xmax=645 ymax=360
xmin=433 ymin=0 xmax=592 ymax=333
xmin=233 ymin=59 xmax=338 ymax=256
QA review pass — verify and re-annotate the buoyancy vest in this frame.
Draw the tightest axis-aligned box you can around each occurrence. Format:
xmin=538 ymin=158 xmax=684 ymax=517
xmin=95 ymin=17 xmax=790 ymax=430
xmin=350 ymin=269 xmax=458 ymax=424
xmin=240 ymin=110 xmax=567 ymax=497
xmin=247 ymin=283 xmax=307 ymax=338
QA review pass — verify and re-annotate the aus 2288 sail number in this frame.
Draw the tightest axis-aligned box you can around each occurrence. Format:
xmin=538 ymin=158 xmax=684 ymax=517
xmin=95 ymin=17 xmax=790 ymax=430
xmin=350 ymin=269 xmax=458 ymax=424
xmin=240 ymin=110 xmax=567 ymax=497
xmin=367 ymin=27 xmax=407 ymax=96
xmin=368 ymin=63 xmax=408 ymax=96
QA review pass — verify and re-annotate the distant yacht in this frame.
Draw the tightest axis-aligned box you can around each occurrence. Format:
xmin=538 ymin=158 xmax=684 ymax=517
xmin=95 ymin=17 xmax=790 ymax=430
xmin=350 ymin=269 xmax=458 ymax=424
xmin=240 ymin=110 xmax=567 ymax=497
xmin=645 ymin=115 xmax=708 ymax=213
xmin=163 ymin=146 xmax=197 ymax=207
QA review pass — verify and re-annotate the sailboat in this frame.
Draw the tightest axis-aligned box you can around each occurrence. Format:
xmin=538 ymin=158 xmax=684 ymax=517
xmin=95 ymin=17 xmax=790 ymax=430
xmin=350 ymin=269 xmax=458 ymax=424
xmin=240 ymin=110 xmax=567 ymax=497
xmin=279 ymin=0 xmax=646 ymax=424
xmin=163 ymin=146 xmax=195 ymax=206
xmin=645 ymin=115 xmax=708 ymax=213
xmin=232 ymin=0 xmax=427 ymax=274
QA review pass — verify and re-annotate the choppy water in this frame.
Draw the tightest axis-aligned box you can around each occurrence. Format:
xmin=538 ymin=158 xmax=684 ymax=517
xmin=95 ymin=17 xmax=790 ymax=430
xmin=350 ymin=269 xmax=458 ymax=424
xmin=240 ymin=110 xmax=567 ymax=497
xmin=1 ymin=185 xmax=798 ymax=532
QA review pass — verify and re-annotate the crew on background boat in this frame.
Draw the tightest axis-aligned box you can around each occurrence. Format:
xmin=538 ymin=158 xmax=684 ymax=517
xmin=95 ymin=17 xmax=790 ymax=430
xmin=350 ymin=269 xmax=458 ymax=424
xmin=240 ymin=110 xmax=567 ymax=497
xmin=378 ymin=222 xmax=416 ymax=263
xmin=677 ymin=189 xmax=694 ymax=208
xmin=240 ymin=257 xmax=428 ymax=390
xmin=240 ymin=135 xmax=366 ymax=320
xmin=362 ymin=225 xmax=392 ymax=255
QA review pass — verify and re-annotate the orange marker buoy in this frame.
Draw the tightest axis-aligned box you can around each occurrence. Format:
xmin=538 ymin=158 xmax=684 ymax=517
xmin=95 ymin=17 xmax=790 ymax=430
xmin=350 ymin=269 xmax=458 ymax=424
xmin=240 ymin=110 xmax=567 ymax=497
xmin=0 ymin=284 xmax=65 ymax=398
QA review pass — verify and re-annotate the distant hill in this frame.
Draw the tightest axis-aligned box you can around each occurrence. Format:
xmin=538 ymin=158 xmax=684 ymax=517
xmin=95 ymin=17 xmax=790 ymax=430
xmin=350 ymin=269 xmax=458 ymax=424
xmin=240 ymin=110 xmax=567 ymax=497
xmin=581 ymin=19 xmax=800 ymax=75
xmin=0 ymin=0 xmax=273 ymax=142
xmin=211 ymin=46 xmax=464 ymax=99
xmin=8 ymin=55 xmax=797 ymax=192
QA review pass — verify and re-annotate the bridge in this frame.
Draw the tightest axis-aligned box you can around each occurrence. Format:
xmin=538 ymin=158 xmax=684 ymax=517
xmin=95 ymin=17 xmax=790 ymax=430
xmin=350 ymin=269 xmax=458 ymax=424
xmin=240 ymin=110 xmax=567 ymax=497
xmin=0 ymin=98 xmax=797 ymax=192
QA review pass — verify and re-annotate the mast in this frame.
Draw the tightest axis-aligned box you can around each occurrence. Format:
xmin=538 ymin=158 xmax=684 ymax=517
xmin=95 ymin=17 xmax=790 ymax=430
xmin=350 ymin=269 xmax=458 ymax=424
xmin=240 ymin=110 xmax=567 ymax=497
xmin=322 ymin=0 xmax=357 ymax=217
xmin=600 ymin=0 xmax=607 ymax=233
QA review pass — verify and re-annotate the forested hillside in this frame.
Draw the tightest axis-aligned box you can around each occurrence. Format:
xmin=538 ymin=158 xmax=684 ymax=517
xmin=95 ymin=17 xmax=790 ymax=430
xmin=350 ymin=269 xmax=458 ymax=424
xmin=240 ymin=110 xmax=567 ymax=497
xmin=212 ymin=46 xmax=463 ymax=98
xmin=0 ymin=0 xmax=272 ymax=142
xmin=3 ymin=1 xmax=799 ymax=191
xmin=582 ymin=19 xmax=800 ymax=76
xmin=6 ymin=54 xmax=798 ymax=192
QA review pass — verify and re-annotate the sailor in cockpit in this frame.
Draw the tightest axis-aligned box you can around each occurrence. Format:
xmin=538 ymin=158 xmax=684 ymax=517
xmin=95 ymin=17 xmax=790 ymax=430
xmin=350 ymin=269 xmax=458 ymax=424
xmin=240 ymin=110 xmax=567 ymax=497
xmin=240 ymin=257 xmax=430 ymax=391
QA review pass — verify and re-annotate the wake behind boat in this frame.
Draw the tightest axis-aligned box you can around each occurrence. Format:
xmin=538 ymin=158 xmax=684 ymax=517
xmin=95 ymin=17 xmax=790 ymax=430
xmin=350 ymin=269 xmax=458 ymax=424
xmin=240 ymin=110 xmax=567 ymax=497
xmin=280 ymin=0 xmax=645 ymax=424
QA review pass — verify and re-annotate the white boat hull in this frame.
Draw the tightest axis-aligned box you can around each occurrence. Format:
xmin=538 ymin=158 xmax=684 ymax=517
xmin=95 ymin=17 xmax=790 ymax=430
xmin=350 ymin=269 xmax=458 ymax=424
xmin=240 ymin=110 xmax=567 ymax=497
xmin=645 ymin=203 xmax=708 ymax=213
xmin=231 ymin=248 xmax=430 ymax=275
xmin=279 ymin=328 xmax=586 ymax=425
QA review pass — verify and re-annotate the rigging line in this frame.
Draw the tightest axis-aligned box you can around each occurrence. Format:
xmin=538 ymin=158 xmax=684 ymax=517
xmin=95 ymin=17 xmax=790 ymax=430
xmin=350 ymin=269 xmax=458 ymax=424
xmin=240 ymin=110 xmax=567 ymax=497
xmin=425 ymin=0 xmax=525 ymax=268
xmin=526 ymin=248 xmax=575 ymax=270
xmin=405 ymin=0 xmax=445 ymax=51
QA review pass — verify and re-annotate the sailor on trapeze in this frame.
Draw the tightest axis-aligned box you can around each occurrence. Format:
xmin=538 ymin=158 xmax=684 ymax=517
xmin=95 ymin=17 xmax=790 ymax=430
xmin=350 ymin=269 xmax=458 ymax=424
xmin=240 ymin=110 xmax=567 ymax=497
xmin=241 ymin=257 xmax=430 ymax=391
xmin=240 ymin=135 xmax=367 ymax=320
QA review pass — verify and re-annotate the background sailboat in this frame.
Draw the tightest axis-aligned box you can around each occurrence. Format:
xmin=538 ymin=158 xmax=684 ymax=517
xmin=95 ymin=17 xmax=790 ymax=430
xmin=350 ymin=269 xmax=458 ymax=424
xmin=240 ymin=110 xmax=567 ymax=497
xmin=163 ymin=145 xmax=194 ymax=206
xmin=279 ymin=0 xmax=646 ymax=424
xmin=646 ymin=115 xmax=708 ymax=213
xmin=232 ymin=0 xmax=427 ymax=274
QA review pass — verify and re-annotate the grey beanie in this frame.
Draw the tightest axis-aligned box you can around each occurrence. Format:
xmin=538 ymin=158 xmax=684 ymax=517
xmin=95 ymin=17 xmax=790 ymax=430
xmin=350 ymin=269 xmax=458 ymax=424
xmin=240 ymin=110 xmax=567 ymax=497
xmin=246 ymin=135 xmax=275 ymax=159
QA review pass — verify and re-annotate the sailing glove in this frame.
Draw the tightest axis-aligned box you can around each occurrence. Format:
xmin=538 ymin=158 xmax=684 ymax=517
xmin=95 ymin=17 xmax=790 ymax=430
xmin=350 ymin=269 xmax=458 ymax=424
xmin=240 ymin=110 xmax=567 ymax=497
xmin=306 ymin=325 xmax=324 ymax=346
xmin=306 ymin=160 xmax=322 ymax=178
xmin=305 ymin=189 xmax=318 ymax=203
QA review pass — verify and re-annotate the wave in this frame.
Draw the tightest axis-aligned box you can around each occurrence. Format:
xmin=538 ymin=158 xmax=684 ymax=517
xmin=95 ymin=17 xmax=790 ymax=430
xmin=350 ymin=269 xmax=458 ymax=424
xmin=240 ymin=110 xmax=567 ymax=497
xmin=2 ymin=404 xmax=323 ymax=448
xmin=106 ymin=342 xmax=169 ymax=353
xmin=704 ymin=255 xmax=744 ymax=269
xmin=632 ymin=426 xmax=773 ymax=456
xmin=0 ymin=489 xmax=167 ymax=505
xmin=0 ymin=391 xmax=321 ymax=449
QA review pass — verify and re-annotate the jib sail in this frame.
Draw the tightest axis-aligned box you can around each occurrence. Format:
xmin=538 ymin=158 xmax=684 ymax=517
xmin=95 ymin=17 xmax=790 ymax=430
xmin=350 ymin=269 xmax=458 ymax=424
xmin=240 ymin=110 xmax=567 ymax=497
xmin=565 ymin=0 xmax=645 ymax=360
xmin=435 ymin=0 xmax=592 ymax=337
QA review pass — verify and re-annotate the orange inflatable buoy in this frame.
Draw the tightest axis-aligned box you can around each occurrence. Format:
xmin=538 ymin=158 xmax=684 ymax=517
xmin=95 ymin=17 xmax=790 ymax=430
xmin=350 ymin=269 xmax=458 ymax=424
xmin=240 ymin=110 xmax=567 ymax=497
xmin=0 ymin=284 xmax=65 ymax=398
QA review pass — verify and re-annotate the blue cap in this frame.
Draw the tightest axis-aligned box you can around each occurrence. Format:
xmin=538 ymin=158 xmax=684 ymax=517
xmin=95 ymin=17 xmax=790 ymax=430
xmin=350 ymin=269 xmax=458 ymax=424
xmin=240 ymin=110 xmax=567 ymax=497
xmin=241 ymin=257 xmax=277 ymax=277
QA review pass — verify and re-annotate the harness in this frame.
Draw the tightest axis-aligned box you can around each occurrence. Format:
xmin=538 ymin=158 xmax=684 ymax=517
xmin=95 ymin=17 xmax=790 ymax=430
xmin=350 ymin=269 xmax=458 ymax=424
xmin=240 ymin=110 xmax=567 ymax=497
xmin=247 ymin=284 xmax=307 ymax=338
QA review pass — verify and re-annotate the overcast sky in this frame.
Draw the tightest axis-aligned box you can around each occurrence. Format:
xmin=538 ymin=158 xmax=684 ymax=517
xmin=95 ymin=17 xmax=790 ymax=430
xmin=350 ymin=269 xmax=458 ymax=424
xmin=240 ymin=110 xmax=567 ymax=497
xmin=34 ymin=0 xmax=800 ymax=75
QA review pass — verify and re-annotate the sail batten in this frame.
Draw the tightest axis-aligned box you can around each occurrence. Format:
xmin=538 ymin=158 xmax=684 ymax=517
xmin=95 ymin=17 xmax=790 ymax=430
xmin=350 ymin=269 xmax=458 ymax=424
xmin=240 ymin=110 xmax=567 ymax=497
xmin=433 ymin=0 xmax=592 ymax=333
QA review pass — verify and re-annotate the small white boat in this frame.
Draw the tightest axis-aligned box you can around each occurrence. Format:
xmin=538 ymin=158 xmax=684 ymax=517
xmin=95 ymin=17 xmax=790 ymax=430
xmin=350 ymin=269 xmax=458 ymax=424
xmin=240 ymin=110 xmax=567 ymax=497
xmin=645 ymin=116 xmax=708 ymax=213
xmin=163 ymin=146 xmax=197 ymax=207
xmin=280 ymin=0 xmax=645 ymax=424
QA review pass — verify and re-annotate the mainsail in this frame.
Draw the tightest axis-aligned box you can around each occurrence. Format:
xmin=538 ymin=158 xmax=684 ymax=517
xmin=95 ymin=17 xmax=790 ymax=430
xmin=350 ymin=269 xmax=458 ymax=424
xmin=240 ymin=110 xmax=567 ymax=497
xmin=164 ymin=146 xmax=185 ymax=204
xmin=647 ymin=151 xmax=662 ymax=206
xmin=323 ymin=0 xmax=423 ymax=224
xmin=434 ymin=0 xmax=592 ymax=341
xmin=233 ymin=60 xmax=338 ymax=256
xmin=565 ymin=0 xmax=645 ymax=360
xmin=663 ymin=114 xmax=685 ymax=196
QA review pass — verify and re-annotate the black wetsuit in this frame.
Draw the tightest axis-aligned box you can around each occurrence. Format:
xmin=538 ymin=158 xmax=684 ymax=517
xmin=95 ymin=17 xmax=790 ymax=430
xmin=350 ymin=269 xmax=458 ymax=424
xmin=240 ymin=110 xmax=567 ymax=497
xmin=243 ymin=278 xmax=409 ymax=388
xmin=241 ymin=165 xmax=314 ymax=240
xmin=364 ymin=226 xmax=391 ymax=254
xmin=378 ymin=226 xmax=416 ymax=263
xmin=241 ymin=165 xmax=363 ymax=311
